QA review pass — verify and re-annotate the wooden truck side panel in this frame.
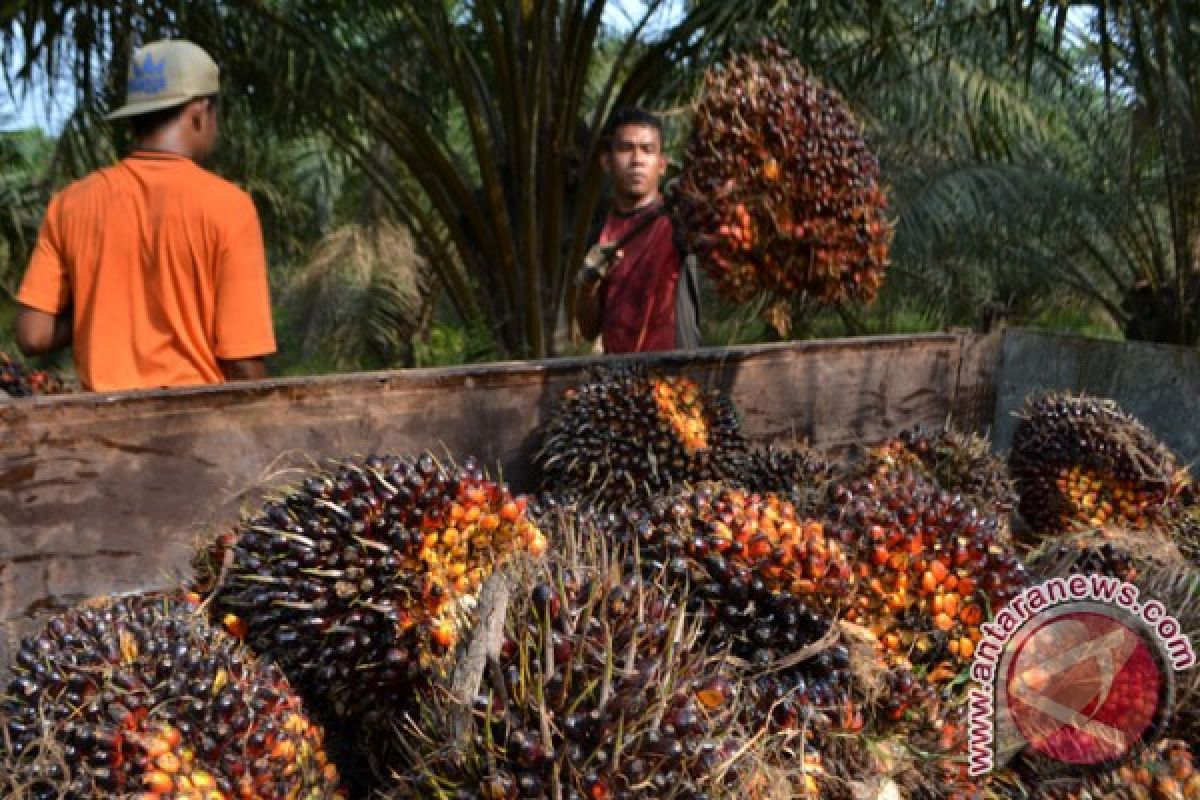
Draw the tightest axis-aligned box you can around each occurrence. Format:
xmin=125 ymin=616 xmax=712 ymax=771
xmin=0 ymin=331 xmax=1000 ymax=669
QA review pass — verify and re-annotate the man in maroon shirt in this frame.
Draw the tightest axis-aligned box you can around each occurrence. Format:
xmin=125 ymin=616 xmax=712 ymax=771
xmin=575 ymin=108 xmax=697 ymax=353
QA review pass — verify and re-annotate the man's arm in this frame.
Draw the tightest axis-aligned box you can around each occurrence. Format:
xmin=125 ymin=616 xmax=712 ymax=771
xmin=218 ymin=357 xmax=268 ymax=382
xmin=15 ymin=306 xmax=72 ymax=357
xmin=575 ymin=274 xmax=605 ymax=341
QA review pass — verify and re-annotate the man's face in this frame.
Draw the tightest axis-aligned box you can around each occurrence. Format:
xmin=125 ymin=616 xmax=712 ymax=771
xmin=603 ymin=123 xmax=667 ymax=205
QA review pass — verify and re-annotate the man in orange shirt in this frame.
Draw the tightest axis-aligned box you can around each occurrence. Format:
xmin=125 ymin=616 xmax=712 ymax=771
xmin=15 ymin=39 xmax=276 ymax=391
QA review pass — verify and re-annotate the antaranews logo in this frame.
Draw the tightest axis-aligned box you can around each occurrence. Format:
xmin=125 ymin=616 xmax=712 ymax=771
xmin=967 ymin=573 xmax=1195 ymax=777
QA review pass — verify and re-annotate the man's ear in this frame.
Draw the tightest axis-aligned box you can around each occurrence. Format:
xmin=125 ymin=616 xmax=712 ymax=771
xmin=188 ymin=99 xmax=207 ymax=132
xmin=600 ymin=150 xmax=612 ymax=174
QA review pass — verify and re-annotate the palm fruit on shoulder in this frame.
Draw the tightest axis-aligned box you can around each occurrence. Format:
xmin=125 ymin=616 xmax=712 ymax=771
xmin=534 ymin=365 xmax=749 ymax=511
xmin=1009 ymin=394 xmax=1189 ymax=536
xmin=200 ymin=452 xmax=547 ymax=723
xmin=0 ymin=592 xmax=342 ymax=800
xmin=822 ymin=468 xmax=1028 ymax=680
xmin=383 ymin=523 xmax=771 ymax=800
xmin=673 ymin=38 xmax=893 ymax=320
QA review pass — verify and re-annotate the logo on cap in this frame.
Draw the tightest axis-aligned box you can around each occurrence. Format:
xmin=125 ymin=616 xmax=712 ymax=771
xmin=129 ymin=54 xmax=168 ymax=95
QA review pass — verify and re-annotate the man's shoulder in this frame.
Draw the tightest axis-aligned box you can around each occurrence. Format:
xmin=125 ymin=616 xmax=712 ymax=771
xmin=52 ymin=164 xmax=123 ymax=204
xmin=183 ymin=166 xmax=257 ymax=211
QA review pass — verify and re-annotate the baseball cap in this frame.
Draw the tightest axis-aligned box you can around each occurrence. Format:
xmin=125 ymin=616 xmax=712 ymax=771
xmin=104 ymin=40 xmax=219 ymax=121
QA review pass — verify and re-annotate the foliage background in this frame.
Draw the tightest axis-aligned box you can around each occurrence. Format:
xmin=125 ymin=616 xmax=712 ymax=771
xmin=2 ymin=1 xmax=1195 ymax=380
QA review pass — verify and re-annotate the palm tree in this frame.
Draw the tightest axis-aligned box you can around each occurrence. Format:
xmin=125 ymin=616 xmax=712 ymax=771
xmin=970 ymin=0 xmax=1200 ymax=344
xmin=3 ymin=0 xmax=765 ymax=359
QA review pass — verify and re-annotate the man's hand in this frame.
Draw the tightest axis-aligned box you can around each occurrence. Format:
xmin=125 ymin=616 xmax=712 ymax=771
xmin=575 ymin=244 xmax=621 ymax=342
xmin=218 ymin=357 xmax=268 ymax=382
xmin=15 ymin=305 xmax=72 ymax=357
xmin=577 ymin=243 xmax=617 ymax=289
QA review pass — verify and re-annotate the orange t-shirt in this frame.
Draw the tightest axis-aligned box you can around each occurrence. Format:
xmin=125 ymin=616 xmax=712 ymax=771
xmin=17 ymin=150 xmax=276 ymax=391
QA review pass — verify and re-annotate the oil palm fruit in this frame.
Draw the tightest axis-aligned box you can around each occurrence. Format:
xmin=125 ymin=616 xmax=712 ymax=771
xmin=384 ymin=524 xmax=763 ymax=799
xmin=1163 ymin=504 xmax=1200 ymax=569
xmin=1023 ymin=526 xmax=1183 ymax=585
xmin=0 ymin=351 xmax=66 ymax=397
xmin=200 ymin=452 xmax=547 ymax=722
xmin=674 ymin=38 xmax=893 ymax=314
xmin=1009 ymin=394 xmax=1189 ymax=535
xmin=732 ymin=443 xmax=837 ymax=502
xmin=0 ymin=592 xmax=342 ymax=800
xmin=1018 ymin=739 xmax=1200 ymax=799
xmin=534 ymin=366 xmax=749 ymax=511
xmin=863 ymin=426 xmax=1017 ymax=519
xmin=824 ymin=469 xmax=1028 ymax=679
xmin=624 ymin=484 xmax=863 ymax=736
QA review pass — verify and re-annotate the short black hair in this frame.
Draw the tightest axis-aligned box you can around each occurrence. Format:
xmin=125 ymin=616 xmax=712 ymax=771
xmin=128 ymin=94 xmax=217 ymax=139
xmin=603 ymin=106 xmax=663 ymax=150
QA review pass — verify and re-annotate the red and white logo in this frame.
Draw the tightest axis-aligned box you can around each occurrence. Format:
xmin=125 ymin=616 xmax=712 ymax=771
xmin=967 ymin=576 xmax=1194 ymax=777
xmin=1003 ymin=605 xmax=1168 ymax=765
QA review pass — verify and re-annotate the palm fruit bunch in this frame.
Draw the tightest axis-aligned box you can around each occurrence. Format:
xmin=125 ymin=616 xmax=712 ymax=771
xmin=673 ymin=38 xmax=893 ymax=314
xmin=1020 ymin=739 xmax=1200 ymax=800
xmin=1023 ymin=526 xmax=1184 ymax=584
xmin=623 ymin=484 xmax=863 ymax=735
xmin=822 ymin=470 xmax=1028 ymax=680
xmin=385 ymin=526 xmax=767 ymax=800
xmin=1164 ymin=503 xmax=1200 ymax=568
xmin=1009 ymin=394 xmax=1190 ymax=535
xmin=731 ymin=443 xmax=838 ymax=504
xmin=0 ymin=593 xmax=342 ymax=800
xmin=200 ymin=452 xmax=547 ymax=722
xmin=534 ymin=366 xmax=749 ymax=511
xmin=0 ymin=351 xmax=65 ymax=397
xmin=860 ymin=426 xmax=1018 ymax=518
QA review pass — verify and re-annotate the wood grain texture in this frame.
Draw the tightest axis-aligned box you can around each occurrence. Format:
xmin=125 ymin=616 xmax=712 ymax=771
xmin=1 ymin=333 xmax=992 ymax=670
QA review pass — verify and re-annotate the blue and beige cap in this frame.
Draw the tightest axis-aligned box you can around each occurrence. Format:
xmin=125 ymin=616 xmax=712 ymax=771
xmin=104 ymin=40 xmax=219 ymax=121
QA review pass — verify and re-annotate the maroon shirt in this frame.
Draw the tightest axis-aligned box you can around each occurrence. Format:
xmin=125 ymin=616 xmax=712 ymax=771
xmin=598 ymin=204 xmax=681 ymax=353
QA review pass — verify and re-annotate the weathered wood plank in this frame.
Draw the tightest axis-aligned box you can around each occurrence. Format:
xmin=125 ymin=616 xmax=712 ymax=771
xmin=1 ymin=333 xmax=988 ymax=669
xmin=952 ymin=328 xmax=1004 ymax=434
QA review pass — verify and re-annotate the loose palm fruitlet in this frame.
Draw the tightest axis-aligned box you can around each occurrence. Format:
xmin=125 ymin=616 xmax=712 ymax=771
xmin=824 ymin=469 xmax=1028 ymax=679
xmin=0 ymin=351 xmax=65 ymax=397
xmin=1009 ymin=394 xmax=1190 ymax=535
xmin=860 ymin=426 xmax=1017 ymax=518
xmin=386 ymin=533 xmax=762 ymax=800
xmin=534 ymin=366 xmax=748 ymax=510
xmin=0 ymin=593 xmax=342 ymax=800
xmin=203 ymin=452 xmax=547 ymax=721
xmin=674 ymin=39 xmax=893 ymax=309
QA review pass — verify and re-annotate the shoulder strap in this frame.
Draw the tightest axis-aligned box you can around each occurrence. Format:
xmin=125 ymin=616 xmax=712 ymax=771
xmin=609 ymin=207 xmax=667 ymax=252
